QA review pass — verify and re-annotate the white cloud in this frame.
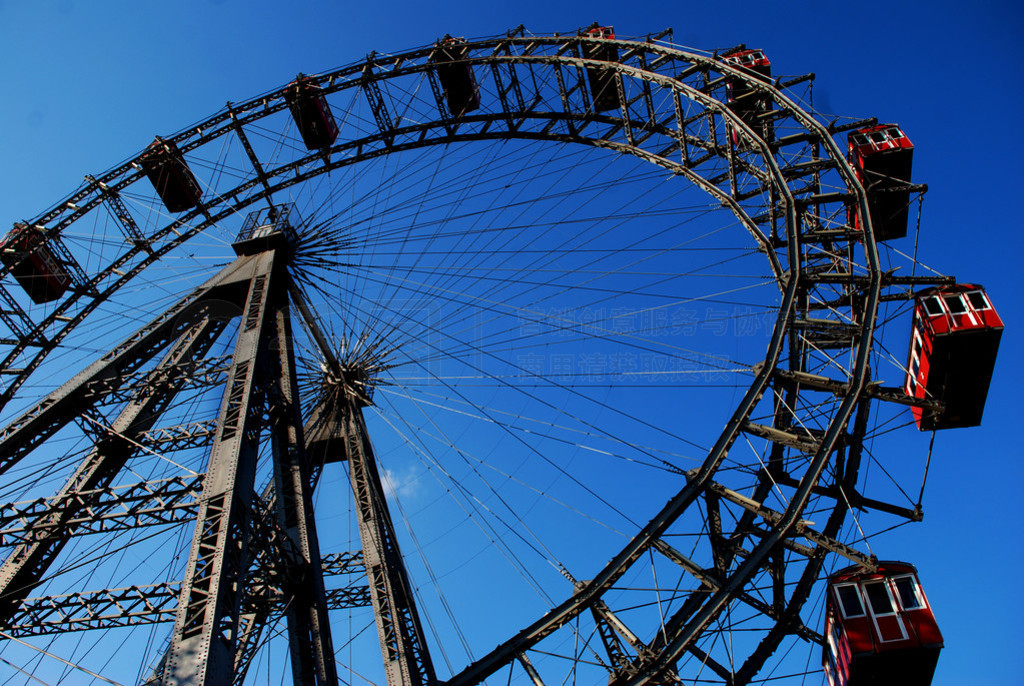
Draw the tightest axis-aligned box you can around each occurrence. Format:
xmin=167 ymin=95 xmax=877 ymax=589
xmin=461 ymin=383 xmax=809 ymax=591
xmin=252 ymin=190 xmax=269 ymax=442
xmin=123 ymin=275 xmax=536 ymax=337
xmin=382 ymin=465 xmax=420 ymax=501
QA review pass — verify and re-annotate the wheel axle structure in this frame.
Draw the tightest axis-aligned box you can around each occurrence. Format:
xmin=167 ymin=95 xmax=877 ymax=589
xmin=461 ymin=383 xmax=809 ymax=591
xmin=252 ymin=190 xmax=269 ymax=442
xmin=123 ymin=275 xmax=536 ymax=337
xmin=0 ymin=27 xmax=954 ymax=685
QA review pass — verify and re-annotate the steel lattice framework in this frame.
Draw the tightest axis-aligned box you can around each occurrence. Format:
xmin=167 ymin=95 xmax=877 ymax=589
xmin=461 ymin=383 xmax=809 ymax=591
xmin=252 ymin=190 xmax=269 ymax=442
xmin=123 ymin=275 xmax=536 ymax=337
xmin=0 ymin=27 xmax=952 ymax=685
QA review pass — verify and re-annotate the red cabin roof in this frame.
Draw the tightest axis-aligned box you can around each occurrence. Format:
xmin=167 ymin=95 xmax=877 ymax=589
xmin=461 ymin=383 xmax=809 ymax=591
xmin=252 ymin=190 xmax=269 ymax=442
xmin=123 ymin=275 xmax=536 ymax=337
xmin=849 ymin=124 xmax=913 ymax=159
xmin=722 ymin=49 xmax=771 ymax=74
xmin=912 ymin=284 xmax=1003 ymax=337
xmin=905 ymin=284 xmax=1003 ymax=430
xmin=825 ymin=561 xmax=942 ymax=686
xmin=584 ymin=26 xmax=615 ymax=40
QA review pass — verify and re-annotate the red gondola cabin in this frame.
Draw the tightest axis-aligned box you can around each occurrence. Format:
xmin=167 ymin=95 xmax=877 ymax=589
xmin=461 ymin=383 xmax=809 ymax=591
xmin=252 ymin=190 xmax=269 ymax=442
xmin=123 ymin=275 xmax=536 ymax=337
xmin=285 ymin=75 xmax=339 ymax=150
xmin=905 ymin=284 xmax=1002 ymax=430
xmin=581 ymin=26 xmax=619 ymax=112
xmin=824 ymin=561 xmax=943 ymax=686
xmin=848 ymin=124 xmax=914 ymax=241
xmin=432 ymin=37 xmax=481 ymax=116
xmin=722 ymin=49 xmax=773 ymax=142
xmin=140 ymin=138 xmax=203 ymax=213
xmin=0 ymin=223 xmax=72 ymax=304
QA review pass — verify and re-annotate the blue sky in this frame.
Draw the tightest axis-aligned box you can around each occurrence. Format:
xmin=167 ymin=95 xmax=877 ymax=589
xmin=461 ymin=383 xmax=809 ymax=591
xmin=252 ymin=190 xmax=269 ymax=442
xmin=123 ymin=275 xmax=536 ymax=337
xmin=1 ymin=1 xmax=1022 ymax=684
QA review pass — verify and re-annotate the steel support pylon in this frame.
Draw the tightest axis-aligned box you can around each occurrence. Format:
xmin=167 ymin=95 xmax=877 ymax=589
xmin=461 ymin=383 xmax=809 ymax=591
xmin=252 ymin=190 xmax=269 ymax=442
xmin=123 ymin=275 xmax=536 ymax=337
xmin=158 ymin=249 xmax=338 ymax=685
xmin=321 ymin=390 xmax=436 ymax=686
xmin=0 ymin=236 xmax=341 ymax=684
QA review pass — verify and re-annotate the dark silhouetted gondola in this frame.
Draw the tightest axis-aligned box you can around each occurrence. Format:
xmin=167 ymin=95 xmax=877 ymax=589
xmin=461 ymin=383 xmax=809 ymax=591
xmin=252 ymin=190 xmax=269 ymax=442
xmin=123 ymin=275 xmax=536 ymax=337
xmin=582 ymin=26 xmax=619 ymax=112
xmin=285 ymin=75 xmax=339 ymax=150
xmin=140 ymin=137 xmax=203 ymax=213
xmin=848 ymin=124 xmax=914 ymax=241
xmin=0 ymin=223 xmax=72 ymax=304
xmin=432 ymin=37 xmax=480 ymax=116
xmin=722 ymin=48 xmax=773 ymax=143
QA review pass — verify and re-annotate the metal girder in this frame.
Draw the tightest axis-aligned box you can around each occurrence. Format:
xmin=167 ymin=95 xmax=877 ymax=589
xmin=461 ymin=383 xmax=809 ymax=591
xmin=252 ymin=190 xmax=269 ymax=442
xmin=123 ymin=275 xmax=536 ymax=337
xmin=728 ymin=403 xmax=875 ymax=685
xmin=222 ymin=301 xmax=360 ymax=684
xmin=424 ymin=68 xmax=456 ymax=136
xmin=140 ymin=419 xmax=221 ymax=450
xmin=704 ymin=482 xmax=873 ymax=569
xmin=5 ymin=582 xmax=179 ymax=637
xmin=489 ymin=59 xmax=526 ymax=132
xmin=591 ymin=601 xmax=636 ymax=678
xmin=551 ymin=56 xmax=582 ymax=137
xmin=0 ymin=285 xmax=44 ymax=348
xmin=770 ymin=367 xmax=944 ymax=413
xmin=591 ymin=599 xmax=683 ymax=684
xmin=321 ymin=551 xmax=365 ymax=575
xmin=742 ymin=421 xmax=820 ymax=453
xmin=85 ymin=174 xmax=150 ymax=250
xmin=340 ymin=396 xmax=436 ymax=686
xmin=651 ymin=538 xmax=822 ymax=645
xmin=83 ymin=356 xmax=231 ymax=405
xmin=265 ymin=279 xmax=338 ymax=685
xmin=4 ymin=576 xmax=371 ymax=639
xmin=0 ymin=315 xmax=226 ymax=620
xmin=227 ymin=103 xmax=272 ymax=195
xmin=685 ymin=643 xmax=734 ymax=684
xmin=362 ymin=59 xmax=396 ymax=146
xmin=161 ymin=251 xmax=277 ymax=685
xmin=0 ymin=257 xmax=259 ymax=476
xmin=0 ymin=475 xmax=203 ymax=544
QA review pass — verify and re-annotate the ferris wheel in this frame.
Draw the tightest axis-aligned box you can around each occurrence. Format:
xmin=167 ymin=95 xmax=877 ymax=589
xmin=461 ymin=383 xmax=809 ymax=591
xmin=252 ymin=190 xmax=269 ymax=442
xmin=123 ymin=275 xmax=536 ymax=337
xmin=0 ymin=26 xmax=998 ymax=686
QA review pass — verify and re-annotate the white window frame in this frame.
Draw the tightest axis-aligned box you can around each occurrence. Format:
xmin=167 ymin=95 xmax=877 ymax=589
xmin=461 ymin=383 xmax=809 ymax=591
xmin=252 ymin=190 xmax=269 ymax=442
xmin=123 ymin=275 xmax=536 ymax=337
xmin=906 ymin=329 xmax=923 ymax=395
xmin=890 ymin=574 xmax=926 ymax=611
xmin=943 ymin=293 xmax=977 ymax=326
xmin=834 ymin=583 xmax=866 ymax=619
xmin=966 ymin=289 xmax=991 ymax=311
xmin=921 ymin=296 xmax=943 ymax=317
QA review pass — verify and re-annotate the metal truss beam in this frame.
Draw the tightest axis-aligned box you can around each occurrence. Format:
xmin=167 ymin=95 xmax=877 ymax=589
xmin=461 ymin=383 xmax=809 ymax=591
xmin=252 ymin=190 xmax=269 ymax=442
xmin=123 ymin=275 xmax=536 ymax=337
xmin=0 ymin=257 xmax=260 ymax=476
xmin=227 ymin=103 xmax=272 ymax=195
xmin=161 ymin=251 xmax=276 ymax=685
xmin=591 ymin=600 xmax=635 ymax=678
xmin=139 ymin=419 xmax=220 ymax=450
xmin=7 ymin=583 xmax=179 ymax=637
xmin=84 ymin=356 xmax=231 ymax=405
xmin=0 ymin=475 xmax=202 ymax=544
xmin=265 ymin=279 xmax=338 ymax=685
xmin=0 ymin=315 xmax=226 ymax=620
xmin=703 ymin=481 xmax=873 ymax=570
xmin=340 ymin=397 xmax=437 ymax=686
xmin=361 ymin=59 xmax=396 ymax=146
xmin=4 ymin=576 xmax=370 ymax=639
xmin=651 ymin=538 xmax=822 ymax=645
xmin=0 ymin=285 xmax=45 ymax=349
xmin=85 ymin=174 xmax=150 ymax=251
xmin=591 ymin=599 xmax=683 ymax=684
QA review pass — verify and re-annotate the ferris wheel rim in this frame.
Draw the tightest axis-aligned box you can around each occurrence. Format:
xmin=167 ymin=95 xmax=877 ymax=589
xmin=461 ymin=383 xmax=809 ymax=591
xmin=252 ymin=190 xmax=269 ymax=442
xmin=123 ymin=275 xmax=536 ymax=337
xmin=0 ymin=29 xmax=914 ymax=685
